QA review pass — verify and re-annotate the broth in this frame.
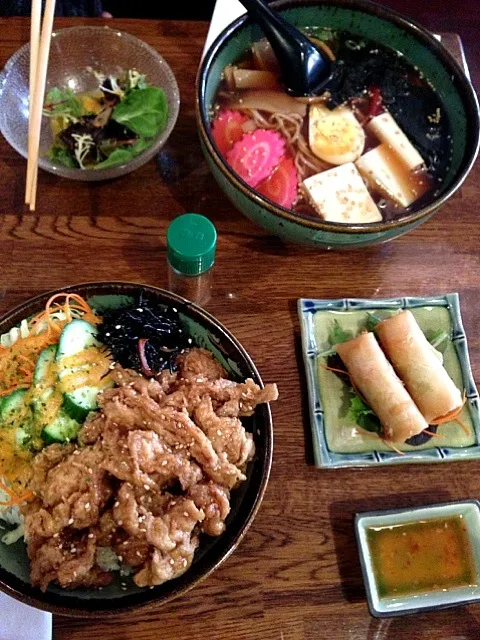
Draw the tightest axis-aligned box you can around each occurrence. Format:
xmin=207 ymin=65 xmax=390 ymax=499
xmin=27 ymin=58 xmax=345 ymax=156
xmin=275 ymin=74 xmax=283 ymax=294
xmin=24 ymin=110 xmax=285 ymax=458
xmin=211 ymin=29 xmax=452 ymax=224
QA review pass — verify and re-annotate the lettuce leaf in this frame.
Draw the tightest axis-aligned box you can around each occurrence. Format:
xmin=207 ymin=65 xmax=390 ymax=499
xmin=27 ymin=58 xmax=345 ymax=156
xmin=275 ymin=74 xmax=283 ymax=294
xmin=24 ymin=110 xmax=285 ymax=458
xmin=347 ymin=392 xmax=381 ymax=434
xmin=328 ymin=319 xmax=353 ymax=346
xmin=47 ymin=143 xmax=77 ymax=168
xmin=95 ymin=138 xmax=152 ymax=170
xmin=112 ymin=87 xmax=168 ymax=138
xmin=43 ymin=87 xmax=84 ymax=120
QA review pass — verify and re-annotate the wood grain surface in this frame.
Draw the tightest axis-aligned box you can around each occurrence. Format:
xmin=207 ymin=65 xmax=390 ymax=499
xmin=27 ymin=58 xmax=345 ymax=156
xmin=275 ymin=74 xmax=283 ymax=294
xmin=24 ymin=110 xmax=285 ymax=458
xmin=0 ymin=7 xmax=479 ymax=640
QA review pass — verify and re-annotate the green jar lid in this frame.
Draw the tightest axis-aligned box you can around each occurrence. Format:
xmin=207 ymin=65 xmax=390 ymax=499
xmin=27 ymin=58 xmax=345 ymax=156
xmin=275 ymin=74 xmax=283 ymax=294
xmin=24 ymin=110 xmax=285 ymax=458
xmin=167 ymin=214 xmax=217 ymax=276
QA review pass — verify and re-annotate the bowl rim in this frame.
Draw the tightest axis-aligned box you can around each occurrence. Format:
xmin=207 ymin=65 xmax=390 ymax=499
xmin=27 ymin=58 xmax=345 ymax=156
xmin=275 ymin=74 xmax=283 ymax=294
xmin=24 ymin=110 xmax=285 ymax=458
xmin=0 ymin=281 xmax=273 ymax=617
xmin=196 ymin=0 xmax=480 ymax=235
xmin=0 ymin=26 xmax=180 ymax=180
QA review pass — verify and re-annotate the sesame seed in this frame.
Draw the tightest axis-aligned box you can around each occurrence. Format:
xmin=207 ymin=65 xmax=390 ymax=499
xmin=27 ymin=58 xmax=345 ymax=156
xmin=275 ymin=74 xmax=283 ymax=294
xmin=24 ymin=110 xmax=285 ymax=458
xmin=53 ymin=533 xmax=59 ymax=538
xmin=71 ymin=548 xmax=76 ymax=553
xmin=217 ymin=430 xmax=222 ymax=436
xmin=144 ymin=484 xmax=150 ymax=491
xmin=118 ymin=555 xmax=123 ymax=562
xmin=114 ymin=501 xmax=120 ymax=508
xmin=68 ymin=518 xmax=74 ymax=525
xmin=88 ymin=533 xmax=94 ymax=539
xmin=115 ymin=325 xmax=121 ymax=330
xmin=170 ymin=559 xmax=174 ymax=565
xmin=85 ymin=503 xmax=90 ymax=510
xmin=162 ymin=460 xmax=168 ymax=466
xmin=183 ymin=511 xmax=189 ymax=517
xmin=118 ymin=520 xmax=123 ymax=526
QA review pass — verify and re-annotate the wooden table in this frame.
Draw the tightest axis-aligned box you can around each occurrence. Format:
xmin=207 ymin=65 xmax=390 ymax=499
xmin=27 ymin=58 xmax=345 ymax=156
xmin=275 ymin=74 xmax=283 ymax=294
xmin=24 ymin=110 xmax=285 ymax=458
xmin=0 ymin=7 xmax=479 ymax=639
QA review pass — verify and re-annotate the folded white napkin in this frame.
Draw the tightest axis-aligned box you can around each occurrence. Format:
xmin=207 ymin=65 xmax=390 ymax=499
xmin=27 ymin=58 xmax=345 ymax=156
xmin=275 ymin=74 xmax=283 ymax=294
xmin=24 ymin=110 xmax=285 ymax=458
xmin=203 ymin=0 xmax=245 ymax=57
xmin=0 ymin=592 xmax=51 ymax=640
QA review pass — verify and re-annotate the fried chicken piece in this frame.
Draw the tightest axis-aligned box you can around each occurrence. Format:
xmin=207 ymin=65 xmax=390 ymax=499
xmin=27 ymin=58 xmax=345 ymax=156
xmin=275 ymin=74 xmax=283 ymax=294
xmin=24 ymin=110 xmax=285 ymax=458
xmin=109 ymin=365 xmax=178 ymax=400
xmin=176 ymin=348 xmax=227 ymax=382
xmin=101 ymin=426 xmax=203 ymax=491
xmin=25 ymin=445 xmax=113 ymax=537
xmin=28 ymin=443 xmax=75 ymax=495
xmin=101 ymin=389 xmax=245 ymax=488
xmin=112 ymin=482 xmax=204 ymax=587
xmin=187 ymin=482 xmax=230 ymax=536
xmin=194 ymin=396 xmax=254 ymax=467
xmin=94 ymin=510 xmax=119 ymax=547
xmin=113 ymin=535 xmax=150 ymax=568
xmin=28 ymin=530 xmax=111 ymax=592
xmin=134 ymin=538 xmax=198 ymax=587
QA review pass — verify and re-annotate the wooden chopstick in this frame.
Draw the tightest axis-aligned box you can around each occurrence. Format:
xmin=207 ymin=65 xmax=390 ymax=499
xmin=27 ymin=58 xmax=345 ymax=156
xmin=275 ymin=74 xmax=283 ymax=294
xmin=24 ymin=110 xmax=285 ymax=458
xmin=25 ymin=0 xmax=41 ymax=207
xmin=25 ymin=0 xmax=56 ymax=211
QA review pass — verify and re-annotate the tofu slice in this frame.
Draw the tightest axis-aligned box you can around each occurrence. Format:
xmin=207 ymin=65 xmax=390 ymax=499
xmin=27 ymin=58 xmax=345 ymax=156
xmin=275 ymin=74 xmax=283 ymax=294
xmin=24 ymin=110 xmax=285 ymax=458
xmin=302 ymin=163 xmax=382 ymax=224
xmin=356 ymin=144 xmax=430 ymax=208
xmin=367 ymin=111 xmax=424 ymax=170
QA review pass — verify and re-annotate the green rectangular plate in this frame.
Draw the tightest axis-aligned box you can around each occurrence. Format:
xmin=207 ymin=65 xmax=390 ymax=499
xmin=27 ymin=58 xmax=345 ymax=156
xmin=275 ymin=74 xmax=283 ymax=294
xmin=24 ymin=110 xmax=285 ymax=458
xmin=298 ymin=294 xmax=480 ymax=468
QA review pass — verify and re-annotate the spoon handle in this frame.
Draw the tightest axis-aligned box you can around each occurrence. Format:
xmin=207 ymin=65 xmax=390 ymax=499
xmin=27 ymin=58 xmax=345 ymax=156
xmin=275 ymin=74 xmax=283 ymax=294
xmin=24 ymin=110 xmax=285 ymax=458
xmin=238 ymin=0 xmax=322 ymax=95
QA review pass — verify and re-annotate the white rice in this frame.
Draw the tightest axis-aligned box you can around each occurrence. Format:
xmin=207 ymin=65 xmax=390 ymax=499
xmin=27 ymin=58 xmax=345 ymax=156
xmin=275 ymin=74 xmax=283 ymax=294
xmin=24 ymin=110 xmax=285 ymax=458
xmin=0 ymin=487 xmax=24 ymax=545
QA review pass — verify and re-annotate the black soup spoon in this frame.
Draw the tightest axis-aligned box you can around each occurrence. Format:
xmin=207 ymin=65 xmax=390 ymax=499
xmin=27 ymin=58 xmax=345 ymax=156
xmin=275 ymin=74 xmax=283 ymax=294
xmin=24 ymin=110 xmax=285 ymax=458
xmin=237 ymin=0 xmax=332 ymax=97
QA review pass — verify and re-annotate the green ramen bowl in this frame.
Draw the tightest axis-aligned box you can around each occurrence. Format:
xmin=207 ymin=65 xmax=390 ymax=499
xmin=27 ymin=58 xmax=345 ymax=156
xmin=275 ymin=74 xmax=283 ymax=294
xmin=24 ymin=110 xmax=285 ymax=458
xmin=196 ymin=0 xmax=480 ymax=248
xmin=0 ymin=283 xmax=273 ymax=616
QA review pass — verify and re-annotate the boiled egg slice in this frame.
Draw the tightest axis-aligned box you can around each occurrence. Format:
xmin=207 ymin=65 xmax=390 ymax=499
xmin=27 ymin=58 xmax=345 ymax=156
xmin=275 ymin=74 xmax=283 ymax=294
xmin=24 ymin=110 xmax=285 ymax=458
xmin=309 ymin=104 xmax=365 ymax=165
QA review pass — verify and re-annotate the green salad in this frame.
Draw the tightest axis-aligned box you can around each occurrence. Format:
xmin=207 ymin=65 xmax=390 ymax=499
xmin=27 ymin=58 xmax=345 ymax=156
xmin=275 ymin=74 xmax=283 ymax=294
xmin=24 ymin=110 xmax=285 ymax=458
xmin=43 ymin=69 xmax=168 ymax=170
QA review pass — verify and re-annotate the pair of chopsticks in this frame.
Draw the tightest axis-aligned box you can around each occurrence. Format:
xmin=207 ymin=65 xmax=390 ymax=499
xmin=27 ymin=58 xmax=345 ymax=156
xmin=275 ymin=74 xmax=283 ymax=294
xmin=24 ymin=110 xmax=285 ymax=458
xmin=25 ymin=0 xmax=56 ymax=211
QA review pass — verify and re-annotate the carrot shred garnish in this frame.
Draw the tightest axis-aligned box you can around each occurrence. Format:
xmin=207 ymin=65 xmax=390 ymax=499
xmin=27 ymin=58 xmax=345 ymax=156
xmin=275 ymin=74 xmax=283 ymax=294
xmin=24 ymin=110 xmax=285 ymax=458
xmin=0 ymin=480 xmax=32 ymax=506
xmin=430 ymin=392 xmax=467 ymax=425
xmin=382 ymin=439 xmax=405 ymax=456
xmin=422 ymin=429 xmax=445 ymax=438
xmin=320 ymin=364 xmax=350 ymax=377
xmin=454 ymin=418 xmax=471 ymax=436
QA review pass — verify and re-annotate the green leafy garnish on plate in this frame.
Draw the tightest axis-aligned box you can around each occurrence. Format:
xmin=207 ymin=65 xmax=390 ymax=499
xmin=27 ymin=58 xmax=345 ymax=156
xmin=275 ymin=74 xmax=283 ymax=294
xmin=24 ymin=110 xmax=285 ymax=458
xmin=112 ymin=87 xmax=168 ymax=138
xmin=347 ymin=391 xmax=381 ymax=434
xmin=328 ymin=319 xmax=353 ymax=346
xmin=365 ymin=312 xmax=381 ymax=331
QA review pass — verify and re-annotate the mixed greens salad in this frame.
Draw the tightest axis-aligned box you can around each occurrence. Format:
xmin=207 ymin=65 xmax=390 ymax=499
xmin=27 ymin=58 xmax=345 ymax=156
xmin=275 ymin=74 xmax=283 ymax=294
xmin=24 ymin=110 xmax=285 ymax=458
xmin=43 ymin=69 xmax=168 ymax=170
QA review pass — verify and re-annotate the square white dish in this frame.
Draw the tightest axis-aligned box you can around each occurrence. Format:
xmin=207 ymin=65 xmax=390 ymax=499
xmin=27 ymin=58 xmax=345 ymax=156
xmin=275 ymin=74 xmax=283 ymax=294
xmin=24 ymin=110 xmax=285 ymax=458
xmin=355 ymin=500 xmax=480 ymax=617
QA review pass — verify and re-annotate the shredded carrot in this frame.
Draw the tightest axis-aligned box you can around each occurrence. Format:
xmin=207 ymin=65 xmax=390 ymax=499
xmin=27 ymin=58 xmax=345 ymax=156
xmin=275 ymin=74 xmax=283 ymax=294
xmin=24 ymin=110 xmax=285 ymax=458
xmin=0 ymin=383 xmax=30 ymax=397
xmin=454 ymin=417 xmax=471 ymax=436
xmin=0 ymin=480 xmax=32 ymax=507
xmin=383 ymin=439 xmax=405 ymax=456
xmin=321 ymin=364 xmax=350 ymax=377
xmin=0 ymin=292 xmax=101 ymax=398
xmin=356 ymin=428 xmax=406 ymax=455
xmin=422 ymin=429 xmax=445 ymax=438
xmin=430 ymin=393 xmax=467 ymax=425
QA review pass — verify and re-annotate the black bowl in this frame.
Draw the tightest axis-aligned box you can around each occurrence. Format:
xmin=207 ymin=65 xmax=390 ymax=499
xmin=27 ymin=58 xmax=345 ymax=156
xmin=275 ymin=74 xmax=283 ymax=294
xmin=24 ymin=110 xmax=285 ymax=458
xmin=0 ymin=282 xmax=273 ymax=617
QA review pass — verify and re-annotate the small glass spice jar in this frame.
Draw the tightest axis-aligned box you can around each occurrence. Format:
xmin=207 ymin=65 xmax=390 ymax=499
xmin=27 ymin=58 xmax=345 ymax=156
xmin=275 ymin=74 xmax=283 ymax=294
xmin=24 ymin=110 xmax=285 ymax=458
xmin=166 ymin=213 xmax=217 ymax=307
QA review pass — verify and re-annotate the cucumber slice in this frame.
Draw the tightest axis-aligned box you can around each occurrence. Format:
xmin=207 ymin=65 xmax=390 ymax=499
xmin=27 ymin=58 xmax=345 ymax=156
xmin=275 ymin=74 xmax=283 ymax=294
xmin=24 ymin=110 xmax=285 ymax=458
xmin=31 ymin=344 xmax=57 ymax=414
xmin=0 ymin=389 xmax=29 ymax=427
xmin=0 ymin=389 xmax=33 ymax=450
xmin=41 ymin=410 xmax=81 ymax=445
xmin=56 ymin=319 xmax=105 ymax=421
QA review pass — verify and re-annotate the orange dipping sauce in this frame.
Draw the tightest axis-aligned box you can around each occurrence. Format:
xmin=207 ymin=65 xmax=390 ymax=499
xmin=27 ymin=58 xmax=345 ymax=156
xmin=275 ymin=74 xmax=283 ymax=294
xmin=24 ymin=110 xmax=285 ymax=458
xmin=367 ymin=516 xmax=478 ymax=598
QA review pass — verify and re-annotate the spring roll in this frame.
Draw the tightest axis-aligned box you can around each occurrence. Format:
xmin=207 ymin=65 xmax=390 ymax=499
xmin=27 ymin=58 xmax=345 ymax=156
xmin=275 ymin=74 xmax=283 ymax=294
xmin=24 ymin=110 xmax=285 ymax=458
xmin=375 ymin=310 xmax=462 ymax=423
xmin=336 ymin=332 xmax=428 ymax=442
